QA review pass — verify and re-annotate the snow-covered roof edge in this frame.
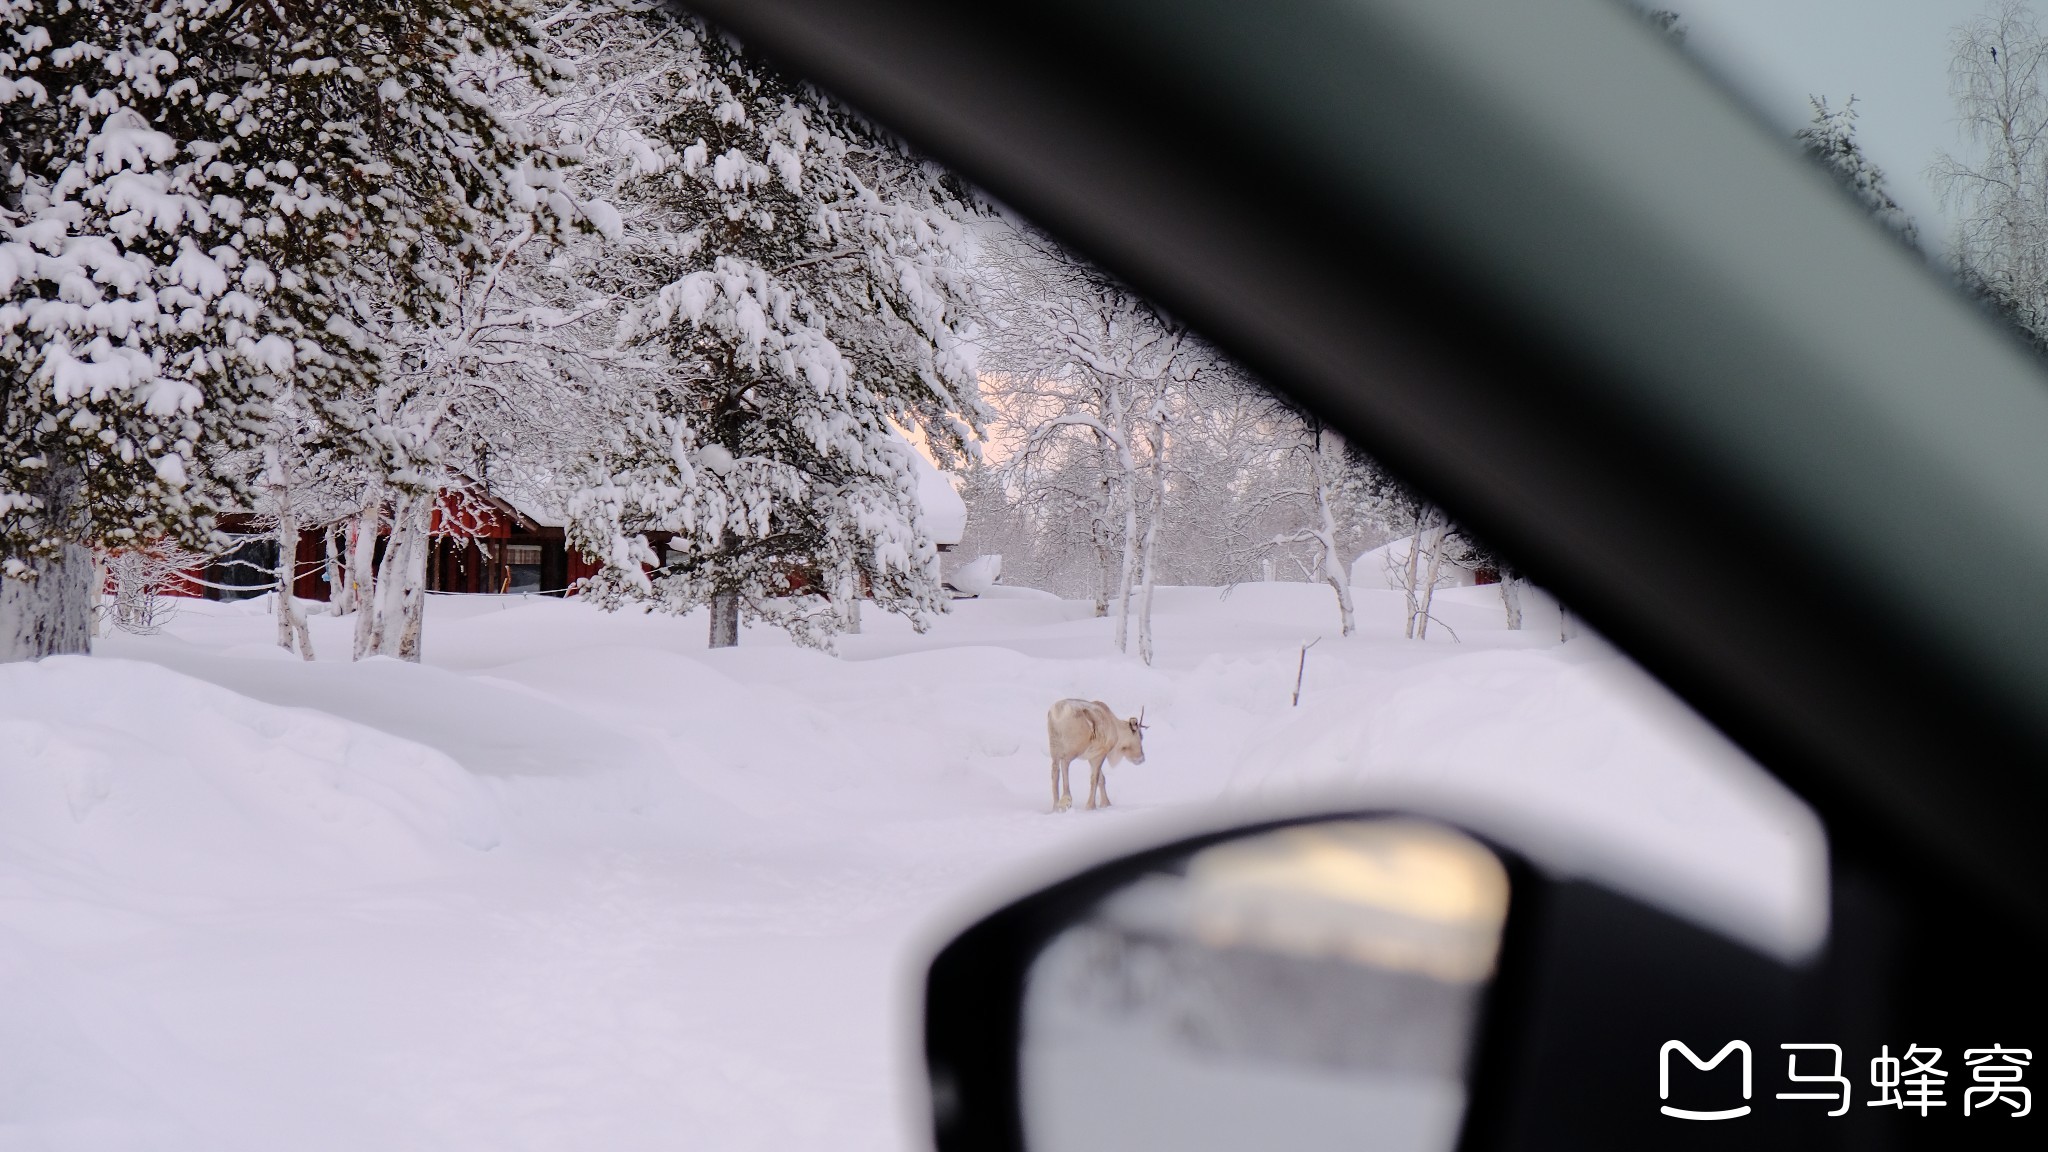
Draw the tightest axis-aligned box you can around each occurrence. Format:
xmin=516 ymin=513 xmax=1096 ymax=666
xmin=904 ymin=437 xmax=966 ymax=546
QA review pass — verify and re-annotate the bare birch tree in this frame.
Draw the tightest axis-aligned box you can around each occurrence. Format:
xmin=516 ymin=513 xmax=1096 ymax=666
xmin=1243 ymin=409 xmax=1360 ymax=637
xmin=980 ymin=225 xmax=1220 ymax=658
xmin=1935 ymin=1 xmax=2048 ymax=339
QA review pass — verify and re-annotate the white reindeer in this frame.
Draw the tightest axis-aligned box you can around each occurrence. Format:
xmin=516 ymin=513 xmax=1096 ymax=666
xmin=1046 ymin=699 xmax=1147 ymax=812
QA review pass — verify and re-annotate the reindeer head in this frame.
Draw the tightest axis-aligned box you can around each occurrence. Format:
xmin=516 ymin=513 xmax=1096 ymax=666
xmin=1124 ymin=708 xmax=1148 ymax=764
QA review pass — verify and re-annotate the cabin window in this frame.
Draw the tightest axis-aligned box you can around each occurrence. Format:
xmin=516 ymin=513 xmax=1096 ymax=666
xmin=205 ymin=536 xmax=278 ymax=601
xmin=503 ymin=544 xmax=543 ymax=593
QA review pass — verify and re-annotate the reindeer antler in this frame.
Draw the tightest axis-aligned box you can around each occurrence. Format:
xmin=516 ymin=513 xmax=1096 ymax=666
xmin=1136 ymin=706 xmax=1147 ymax=731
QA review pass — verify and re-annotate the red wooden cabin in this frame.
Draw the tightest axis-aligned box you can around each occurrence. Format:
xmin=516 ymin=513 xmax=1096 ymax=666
xmin=185 ymin=489 xmax=603 ymax=602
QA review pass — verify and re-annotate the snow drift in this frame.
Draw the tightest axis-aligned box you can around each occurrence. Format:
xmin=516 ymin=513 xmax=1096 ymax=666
xmin=0 ymin=657 xmax=501 ymax=901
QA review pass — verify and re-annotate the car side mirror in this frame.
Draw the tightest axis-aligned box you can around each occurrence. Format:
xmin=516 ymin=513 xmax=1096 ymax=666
xmin=919 ymin=812 xmax=1952 ymax=1151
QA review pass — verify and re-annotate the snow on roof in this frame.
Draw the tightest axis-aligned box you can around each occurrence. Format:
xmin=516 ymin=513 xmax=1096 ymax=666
xmin=470 ymin=449 xmax=963 ymax=542
xmin=1353 ymin=533 xmax=1478 ymax=591
xmin=493 ymin=489 xmax=565 ymax=530
xmin=906 ymin=440 xmax=966 ymax=546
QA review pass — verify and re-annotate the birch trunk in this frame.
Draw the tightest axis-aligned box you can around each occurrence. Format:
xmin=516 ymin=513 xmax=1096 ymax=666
xmin=709 ymin=591 xmax=740 ymax=648
xmin=1308 ymin=435 xmax=1356 ymax=638
xmin=394 ymin=498 xmax=432 ymax=662
xmin=349 ymin=481 xmax=384 ymax=660
xmin=369 ymin=493 xmax=409 ymax=656
xmin=0 ymin=458 xmax=94 ymax=663
xmin=1103 ymin=405 xmax=1140 ymax=649
xmin=1114 ymin=475 xmax=1139 ymax=653
xmin=1501 ymin=574 xmax=1524 ymax=630
xmin=1089 ymin=446 xmax=1115 ymax=618
xmin=1416 ymin=523 xmax=1448 ymax=640
xmin=1092 ymin=533 xmax=1114 ymax=617
xmin=374 ymin=494 xmax=431 ymax=662
xmin=1136 ymin=423 xmax=1166 ymax=666
xmin=273 ymin=486 xmax=314 ymax=660
xmin=91 ymin=549 xmax=109 ymax=638
xmin=1400 ymin=522 xmax=1425 ymax=639
xmin=837 ymin=574 xmax=862 ymax=635
xmin=325 ymin=524 xmax=350 ymax=616
xmin=1319 ymin=542 xmax=1356 ymax=638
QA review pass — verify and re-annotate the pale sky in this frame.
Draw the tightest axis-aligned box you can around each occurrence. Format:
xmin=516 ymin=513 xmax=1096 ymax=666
xmin=1669 ymin=0 xmax=1996 ymax=249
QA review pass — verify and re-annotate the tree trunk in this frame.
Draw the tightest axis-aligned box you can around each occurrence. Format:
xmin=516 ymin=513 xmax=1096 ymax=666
xmin=1103 ymin=405 xmax=1140 ymax=647
xmin=1400 ymin=522 xmax=1426 ymax=639
xmin=1093 ymin=534 xmax=1113 ymax=617
xmin=0 ymin=459 xmax=94 ymax=663
xmin=369 ymin=494 xmax=409 ymax=656
xmin=1416 ymin=522 xmax=1448 ymax=640
xmin=1309 ymin=431 xmax=1356 ymax=638
xmin=91 ymin=549 xmax=109 ymax=638
xmin=1501 ymin=574 xmax=1524 ymax=630
xmin=373 ymin=493 xmax=431 ymax=662
xmin=1113 ymin=472 xmax=1139 ymax=653
xmin=837 ymin=575 xmax=862 ymax=635
xmin=1320 ymin=552 xmax=1356 ymax=638
xmin=709 ymin=591 xmax=740 ymax=648
xmin=0 ymin=544 xmax=93 ymax=663
xmin=325 ymin=523 xmax=350 ymax=616
xmin=1136 ymin=425 xmax=1166 ymax=666
xmin=393 ymin=499 xmax=431 ymax=662
xmin=1088 ymin=461 xmax=1114 ymax=617
xmin=272 ymin=471 xmax=314 ymax=661
xmin=349 ymin=482 xmax=384 ymax=660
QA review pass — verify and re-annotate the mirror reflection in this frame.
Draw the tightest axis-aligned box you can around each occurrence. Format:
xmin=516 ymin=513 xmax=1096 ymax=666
xmin=1020 ymin=819 xmax=1510 ymax=1152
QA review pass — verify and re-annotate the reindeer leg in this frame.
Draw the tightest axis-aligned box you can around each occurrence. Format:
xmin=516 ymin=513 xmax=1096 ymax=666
xmin=1099 ymin=767 xmax=1112 ymax=809
xmin=1051 ymin=757 xmax=1062 ymax=812
xmin=1086 ymin=756 xmax=1103 ymax=810
xmin=1057 ymin=759 xmax=1073 ymax=811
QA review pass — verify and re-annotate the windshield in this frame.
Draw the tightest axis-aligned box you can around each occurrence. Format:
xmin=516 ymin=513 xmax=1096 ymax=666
xmin=0 ymin=2 xmax=1838 ymax=1149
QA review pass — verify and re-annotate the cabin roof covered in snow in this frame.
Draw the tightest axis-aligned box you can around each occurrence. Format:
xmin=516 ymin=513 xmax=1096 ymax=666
xmin=492 ymin=488 xmax=565 ymax=531
xmin=909 ymin=444 xmax=966 ymax=546
xmin=469 ymin=453 xmax=962 ymax=544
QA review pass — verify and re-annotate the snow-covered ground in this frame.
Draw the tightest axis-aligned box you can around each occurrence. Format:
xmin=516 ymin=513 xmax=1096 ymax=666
xmin=0 ymin=583 xmax=1823 ymax=1151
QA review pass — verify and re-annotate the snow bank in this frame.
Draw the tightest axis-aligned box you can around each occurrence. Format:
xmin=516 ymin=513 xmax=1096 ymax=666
xmin=0 ymin=657 xmax=501 ymax=901
xmin=946 ymin=553 xmax=1001 ymax=595
xmin=976 ymin=583 xmax=1060 ymax=601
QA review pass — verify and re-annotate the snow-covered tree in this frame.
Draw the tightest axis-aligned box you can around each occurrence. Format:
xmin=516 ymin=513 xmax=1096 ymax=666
xmin=1265 ymin=414 xmax=1361 ymax=638
xmin=1935 ymin=1 xmax=2048 ymax=344
xmin=332 ymin=183 xmax=619 ymax=663
xmin=1345 ymin=458 xmax=1468 ymax=640
xmin=1798 ymin=96 xmax=1920 ymax=248
xmin=561 ymin=10 xmax=988 ymax=649
xmin=0 ymin=0 xmax=568 ymax=660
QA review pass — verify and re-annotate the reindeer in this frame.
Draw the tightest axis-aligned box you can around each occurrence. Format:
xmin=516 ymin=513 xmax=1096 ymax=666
xmin=1046 ymin=699 xmax=1147 ymax=812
